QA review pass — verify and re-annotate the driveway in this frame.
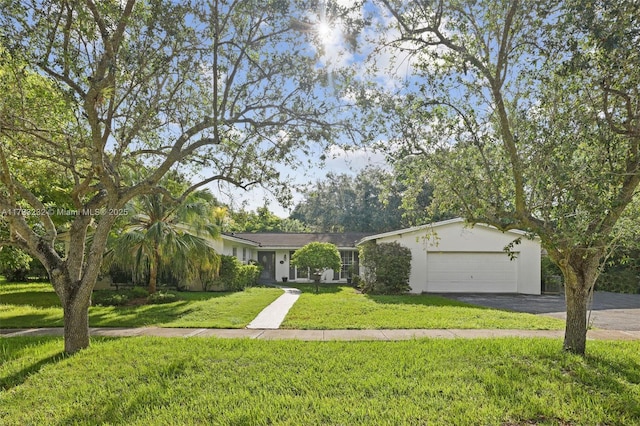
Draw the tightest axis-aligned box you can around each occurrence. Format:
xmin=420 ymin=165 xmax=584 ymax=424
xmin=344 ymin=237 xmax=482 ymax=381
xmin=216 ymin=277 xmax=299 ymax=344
xmin=439 ymin=291 xmax=640 ymax=331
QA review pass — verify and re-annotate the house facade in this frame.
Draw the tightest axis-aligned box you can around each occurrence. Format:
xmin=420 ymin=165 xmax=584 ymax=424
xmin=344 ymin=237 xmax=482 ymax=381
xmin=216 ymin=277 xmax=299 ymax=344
xmin=218 ymin=232 xmax=372 ymax=284
xmin=99 ymin=218 xmax=540 ymax=293
xmin=360 ymin=218 xmax=541 ymax=295
xmin=219 ymin=219 xmax=541 ymax=294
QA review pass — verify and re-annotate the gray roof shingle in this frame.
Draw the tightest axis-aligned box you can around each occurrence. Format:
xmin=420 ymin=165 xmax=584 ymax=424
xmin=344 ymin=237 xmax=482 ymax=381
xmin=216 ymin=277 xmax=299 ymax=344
xmin=227 ymin=232 xmax=374 ymax=248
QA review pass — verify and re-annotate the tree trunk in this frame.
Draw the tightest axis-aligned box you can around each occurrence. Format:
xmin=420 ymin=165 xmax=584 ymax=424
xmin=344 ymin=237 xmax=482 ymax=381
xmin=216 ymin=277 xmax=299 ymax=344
xmin=63 ymin=298 xmax=90 ymax=354
xmin=148 ymin=247 xmax=160 ymax=294
xmin=558 ymin=252 xmax=601 ymax=356
xmin=563 ymin=281 xmax=589 ymax=355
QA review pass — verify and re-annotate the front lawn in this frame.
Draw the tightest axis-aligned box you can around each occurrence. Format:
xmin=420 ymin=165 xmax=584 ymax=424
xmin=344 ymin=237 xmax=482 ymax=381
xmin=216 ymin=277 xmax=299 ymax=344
xmin=1 ymin=337 xmax=639 ymax=424
xmin=0 ymin=281 xmax=282 ymax=328
xmin=281 ymin=284 xmax=565 ymax=330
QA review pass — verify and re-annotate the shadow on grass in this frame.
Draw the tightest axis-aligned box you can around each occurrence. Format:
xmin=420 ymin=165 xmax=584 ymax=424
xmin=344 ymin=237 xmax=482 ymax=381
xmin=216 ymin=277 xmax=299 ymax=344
xmin=175 ymin=291 xmax=233 ymax=301
xmin=525 ymin=346 xmax=640 ymax=422
xmin=0 ymin=312 xmax=65 ymax=328
xmin=88 ymin=301 xmax=194 ymax=327
xmin=0 ymin=338 xmax=66 ymax=390
xmin=286 ymin=283 xmax=342 ymax=294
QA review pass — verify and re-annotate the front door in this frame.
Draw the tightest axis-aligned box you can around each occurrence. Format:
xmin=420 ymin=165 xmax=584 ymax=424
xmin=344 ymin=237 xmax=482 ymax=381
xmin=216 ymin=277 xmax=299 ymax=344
xmin=258 ymin=251 xmax=276 ymax=282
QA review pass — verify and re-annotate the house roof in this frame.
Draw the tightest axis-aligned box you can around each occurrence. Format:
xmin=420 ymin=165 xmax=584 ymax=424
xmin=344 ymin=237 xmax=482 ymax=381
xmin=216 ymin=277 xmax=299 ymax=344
xmin=220 ymin=233 xmax=261 ymax=246
xmin=358 ymin=217 xmax=533 ymax=244
xmin=226 ymin=232 xmax=375 ymax=249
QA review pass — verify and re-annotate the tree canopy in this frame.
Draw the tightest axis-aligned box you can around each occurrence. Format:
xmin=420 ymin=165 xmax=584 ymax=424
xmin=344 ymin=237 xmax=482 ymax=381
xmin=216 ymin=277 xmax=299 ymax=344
xmin=290 ymin=165 xmax=437 ymax=233
xmin=291 ymin=242 xmax=341 ymax=293
xmin=372 ymin=0 xmax=640 ymax=354
xmin=0 ymin=0 xmax=354 ymax=353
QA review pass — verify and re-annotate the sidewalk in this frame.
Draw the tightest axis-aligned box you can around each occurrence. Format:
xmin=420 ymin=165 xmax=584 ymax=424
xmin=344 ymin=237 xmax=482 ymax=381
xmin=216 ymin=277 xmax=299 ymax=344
xmin=2 ymin=327 xmax=640 ymax=341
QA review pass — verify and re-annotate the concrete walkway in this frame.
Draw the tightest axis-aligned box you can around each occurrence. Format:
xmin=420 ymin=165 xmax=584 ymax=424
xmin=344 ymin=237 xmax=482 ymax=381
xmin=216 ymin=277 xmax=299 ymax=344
xmin=2 ymin=327 xmax=640 ymax=341
xmin=246 ymin=286 xmax=301 ymax=329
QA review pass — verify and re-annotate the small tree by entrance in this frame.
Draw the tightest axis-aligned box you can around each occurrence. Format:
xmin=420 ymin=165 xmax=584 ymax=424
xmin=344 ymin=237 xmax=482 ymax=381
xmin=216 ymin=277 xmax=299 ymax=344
xmin=291 ymin=242 xmax=341 ymax=293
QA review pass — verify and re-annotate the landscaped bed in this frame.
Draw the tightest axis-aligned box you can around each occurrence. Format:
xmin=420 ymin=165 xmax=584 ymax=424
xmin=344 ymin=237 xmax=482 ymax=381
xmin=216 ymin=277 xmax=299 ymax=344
xmin=1 ymin=336 xmax=639 ymax=425
xmin=0 ymin=281 xmax=283 ymax=328
xmin=281 ymin=284 xmax=565 ymax=330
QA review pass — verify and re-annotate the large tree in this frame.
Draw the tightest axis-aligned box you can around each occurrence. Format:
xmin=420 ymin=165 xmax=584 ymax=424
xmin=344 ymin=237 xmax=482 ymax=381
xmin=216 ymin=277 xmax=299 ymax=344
xmin=290 ymin=166 xmax=434 ymax=232
xmin=227 ymin=205 xmax=311 ymax=233
xmin=374 ymin=0 xmax=640 ymax=354
xmin=0 ymin=0 xmax=352 ymax=353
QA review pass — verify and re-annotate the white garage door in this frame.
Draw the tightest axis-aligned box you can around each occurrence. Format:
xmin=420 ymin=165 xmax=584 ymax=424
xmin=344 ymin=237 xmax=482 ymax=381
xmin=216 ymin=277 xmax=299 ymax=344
xmin=426 ymin=252 xmax=518 ymax=293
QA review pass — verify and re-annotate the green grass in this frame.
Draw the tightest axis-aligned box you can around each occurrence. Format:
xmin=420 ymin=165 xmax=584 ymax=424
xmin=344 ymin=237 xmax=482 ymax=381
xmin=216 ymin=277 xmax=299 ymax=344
xmin=281 ymin=284 xmax=565 ymax=330
xmin=1 ymin=336 xmax=639 ymax=425
xmin=0 ymin=282 xmax=282 ymax=328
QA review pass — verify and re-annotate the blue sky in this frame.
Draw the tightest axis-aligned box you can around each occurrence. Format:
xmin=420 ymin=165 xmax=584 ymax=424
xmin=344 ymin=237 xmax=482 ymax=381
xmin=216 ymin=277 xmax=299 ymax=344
xmin=209 ymin=0 xmax=415 ymax=217
xmin=215 ymin=145 xmax=388 ymax=217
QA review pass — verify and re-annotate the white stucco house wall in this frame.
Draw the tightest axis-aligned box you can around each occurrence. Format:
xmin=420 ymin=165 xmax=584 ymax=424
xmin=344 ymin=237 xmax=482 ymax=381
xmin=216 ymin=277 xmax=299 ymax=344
xmin=222 ymin=218 xmax=540 ymax=294
xmin=99 ymin=217 xmax=540 ymax=293
xmin=220 ymin=232 xmax=371 ymax=284
xmin=359 ymin=218 xmax=541 ymax=295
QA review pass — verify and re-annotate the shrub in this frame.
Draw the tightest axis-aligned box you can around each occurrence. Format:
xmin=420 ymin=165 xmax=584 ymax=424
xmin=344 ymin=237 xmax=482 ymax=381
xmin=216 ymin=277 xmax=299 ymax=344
xmin=129 ymin=286 xmax=150 ymax=298
xmin=541 ymin=256 xmax=563 ymax=293
xmin=212 ymin=255 xmax=240 ymax=291
xmin=596 ymin=267 xmax=640 ymax=294
xmin=359 ymin=241 xmax=412 ymax=294
xmin=92 ymin=291 xmax=130 ymax=306
xmin=211 ymin=255 xmax=262 ymax=291
xmin=0 ymin=247 xmax=33 ymax=282
xmin=92 ymin=287 xmax=149 ymax=306
xmin=351 ymin=274 xmax=362 ymax=289
xmin=147 ymin=291 xmax=179 ymax=304
xmin=28 ymin=258 xmax=49 ymax=280
xmin=235 ymin=263 xmax=261 ymax=290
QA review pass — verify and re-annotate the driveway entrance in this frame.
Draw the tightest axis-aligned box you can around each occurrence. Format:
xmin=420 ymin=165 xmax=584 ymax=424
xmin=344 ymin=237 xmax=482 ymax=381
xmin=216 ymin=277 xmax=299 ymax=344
xmin=439 ymin=291 xmax=640 ymax=330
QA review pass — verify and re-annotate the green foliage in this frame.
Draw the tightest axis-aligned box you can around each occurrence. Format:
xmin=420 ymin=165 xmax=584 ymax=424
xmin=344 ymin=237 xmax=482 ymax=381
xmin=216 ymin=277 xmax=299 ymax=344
xmin=129 ymin=286 xmax=150 ymax=298
xmin=27 ymin=257 xmax=49 ymax=280
xmin=213 ymin=255 xmax=240 ymax=291
xmin=228 ymin=206 xmax=311 ymax=232
xmin=236 ymin=264 xmax=261 ymax=290
xmin=291 ymin=242 xmax=341 ymax=277
xmin=359 ymin=242 xmax=412 ymax=295
xmin=91 ymin=287 xmax=150 ymax=307
xmin=106 ymin=187 xmax=221 ymax=293
xmin=212 ymin=255 xmax=262 ymax=292
xmin=372 ymin=0 xmax=640 ymax=353
xmin=290 ymin=166 xmax=435 ymax=233
xmin=1 ymin=0 xmax=352 ymax=353
xmin=541 ymin=256 xmax=563 ymax=293
xmin=596 ymin=268 xmax=640 ymax=294
xmin=0 ymin=247 xmax=32 ymax=282
xmin=91 ymin=291 xmax=130 ymax=307
xmin=147 ymin=291 xmax=180 ymax=305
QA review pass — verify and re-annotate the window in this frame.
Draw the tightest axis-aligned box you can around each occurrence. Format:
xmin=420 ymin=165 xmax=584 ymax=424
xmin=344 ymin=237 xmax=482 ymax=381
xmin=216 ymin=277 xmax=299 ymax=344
xmin=232 ymin=247 xmax=237 ymax=258
xmin=290 ymin=250 xmax=309 ymax=279
xmin=242 ymin=248 xmax=247 ymax=261
xmin=339 ymin=250 xmax=359 ymax=279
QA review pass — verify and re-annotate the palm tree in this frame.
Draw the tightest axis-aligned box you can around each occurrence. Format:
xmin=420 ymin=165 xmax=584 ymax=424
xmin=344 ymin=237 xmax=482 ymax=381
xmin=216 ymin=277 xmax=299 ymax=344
xmin=107 ymin=190 xmax=221 ymax=293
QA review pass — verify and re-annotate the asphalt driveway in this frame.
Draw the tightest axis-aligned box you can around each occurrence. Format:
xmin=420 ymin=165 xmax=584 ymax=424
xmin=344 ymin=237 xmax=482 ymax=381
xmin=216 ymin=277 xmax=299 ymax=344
xmin=439 ymin=291 xmax=640 ymax=331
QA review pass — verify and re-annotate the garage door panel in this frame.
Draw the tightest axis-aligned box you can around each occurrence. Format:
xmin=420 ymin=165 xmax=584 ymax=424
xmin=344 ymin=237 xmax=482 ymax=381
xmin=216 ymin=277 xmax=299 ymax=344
xmin=427 ymin=252 xmax=518 ymax=293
